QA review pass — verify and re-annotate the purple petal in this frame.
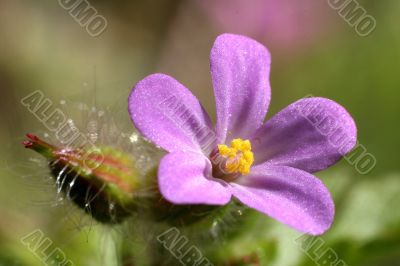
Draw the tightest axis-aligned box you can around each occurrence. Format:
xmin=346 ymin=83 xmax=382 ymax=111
xmin=210 ymin=34 xmax=271 ymax=143
xmin=251 ymin=97 xmax=357 ymax=173
xmin=158 ymin=151 xmax=232 ymax=205
xmin=231 ymin=165 xmax=334 ymax=235
xmin=129 ymin=74 xmax=216 ymax=154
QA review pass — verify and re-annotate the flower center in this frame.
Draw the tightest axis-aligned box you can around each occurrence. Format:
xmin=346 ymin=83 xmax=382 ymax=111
xmin=211 ymin=138 xmax=254 ymax=181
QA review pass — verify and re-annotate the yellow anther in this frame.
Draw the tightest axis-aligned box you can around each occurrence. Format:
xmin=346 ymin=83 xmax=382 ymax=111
xmin=240 ymin=164 xmax=251 ymax=175
xmin=226 ymin=160 xmax=239 ymax=173
xmin=243 ymin=151 xmax=254 ymax=164
xmin=231 ymin=138 xmax=243 ymax=150
xmin=217 ymin=138 xmax=254 ymax=175
xmin=243 ymin=140 xmax=252 ymax=151
xmin=217 ymin=144 xmax=237 ymax=158
xmin=217 ymin=144 xmax=229 ymax=155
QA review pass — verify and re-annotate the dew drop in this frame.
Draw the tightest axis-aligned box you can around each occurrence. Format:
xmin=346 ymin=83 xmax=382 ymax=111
xmin=129 ymin=133 xmax=139 ymax=143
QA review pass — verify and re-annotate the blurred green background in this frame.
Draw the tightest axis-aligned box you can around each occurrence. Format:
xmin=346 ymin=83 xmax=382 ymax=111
xmin=0 ymin=0 xmax=399 ymax=265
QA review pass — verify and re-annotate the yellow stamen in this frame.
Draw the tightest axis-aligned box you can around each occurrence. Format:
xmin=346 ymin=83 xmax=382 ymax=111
xmin=217 ymin=138 xmax=254 ymax=175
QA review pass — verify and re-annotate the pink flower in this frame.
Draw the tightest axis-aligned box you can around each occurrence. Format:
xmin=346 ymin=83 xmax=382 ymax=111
xmin=128 ymin=34 xmax=356 ymax=235
xmin=198 ymin=0 xmax=333 ymax=51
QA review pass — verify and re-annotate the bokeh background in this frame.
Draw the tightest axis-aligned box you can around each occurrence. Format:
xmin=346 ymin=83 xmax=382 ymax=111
xmin=0 ymin=0 xmax=399 ymax=265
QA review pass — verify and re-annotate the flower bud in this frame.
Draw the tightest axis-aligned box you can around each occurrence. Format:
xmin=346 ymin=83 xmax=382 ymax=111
xmin=23 ymin=133 xmax=141 ymax=223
